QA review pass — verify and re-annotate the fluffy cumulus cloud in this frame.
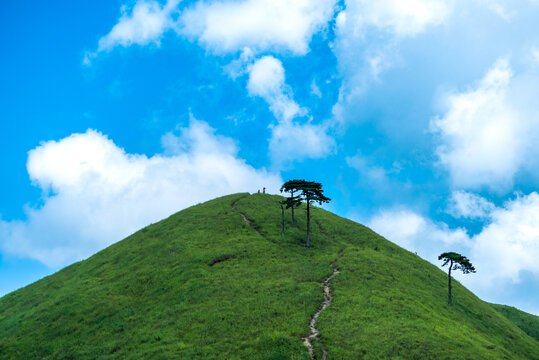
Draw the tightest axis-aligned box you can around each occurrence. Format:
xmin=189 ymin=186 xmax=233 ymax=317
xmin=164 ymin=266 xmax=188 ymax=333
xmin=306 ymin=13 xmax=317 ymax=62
xmin=88 ymin=1 xmax=337 ymax=163
xmin=367 ymin=191 xmax=539 ymax=313
xmin=0 ymin=120 xmax=281 ymax=267
xmin=447 ymin=191 xmax=495 ymax=219
xmin=84 ymin=0 xmax=180 ymax=63
xmin=247 ymin=56 xmax=304 ymax=122
xmin=180 ymin=0 xmax=337 ymax=55
xmin=89 ymin=0 xmax=337 ymax=59
xmin=247 ymin=56 xmax=334 ymax=164
xmin=432 ymin=58 xmax=539 ymax=191
xmin=469 ymin=193 xmax=539 ymax=285
xmin=367 ymin=209 xmax=470 ymax=262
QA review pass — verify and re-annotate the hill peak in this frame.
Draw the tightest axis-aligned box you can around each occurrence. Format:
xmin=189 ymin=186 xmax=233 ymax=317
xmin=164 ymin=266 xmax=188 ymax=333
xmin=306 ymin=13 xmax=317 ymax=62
xmin=1 ymin=193 xmax=538 ymax=359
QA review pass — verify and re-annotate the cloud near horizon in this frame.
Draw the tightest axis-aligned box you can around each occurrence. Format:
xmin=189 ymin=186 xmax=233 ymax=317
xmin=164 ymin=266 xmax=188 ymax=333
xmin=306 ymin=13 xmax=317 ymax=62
xmin=367 ymin=191 xmax=539 ymax=314
xmin=0 ymin=119 xmax=281 ymax=268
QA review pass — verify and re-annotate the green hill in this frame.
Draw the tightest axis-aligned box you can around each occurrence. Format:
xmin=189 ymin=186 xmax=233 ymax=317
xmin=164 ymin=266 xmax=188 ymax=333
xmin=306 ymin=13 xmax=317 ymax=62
xmin=0 ymin=193 xmax=538 ymax=359
xmin=490 ymin=303 xmax=539 ymax=342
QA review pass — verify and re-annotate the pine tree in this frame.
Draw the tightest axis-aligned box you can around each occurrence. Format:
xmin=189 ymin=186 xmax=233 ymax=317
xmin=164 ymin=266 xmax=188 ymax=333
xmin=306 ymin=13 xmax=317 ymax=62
xmin=280 ymin=180 xmax=304 ymax=226
xmin=296 ymin=181 xmax=331 ymax=248
xmin=438 ymin=252 xmax=476 ymax=305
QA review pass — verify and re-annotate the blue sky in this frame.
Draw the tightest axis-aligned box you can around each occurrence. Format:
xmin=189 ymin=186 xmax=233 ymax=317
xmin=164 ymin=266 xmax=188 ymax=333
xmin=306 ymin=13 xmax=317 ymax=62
xmin=1 ymin=0 xmax=539 ymax=315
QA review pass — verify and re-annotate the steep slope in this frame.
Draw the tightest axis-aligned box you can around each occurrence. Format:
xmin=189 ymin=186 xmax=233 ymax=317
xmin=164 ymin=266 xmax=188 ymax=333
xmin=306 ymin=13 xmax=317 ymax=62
xmin=0 ymin=193 xmax=537 ymax=359
xmin=491 ymin=303 xmax=539 ymax=342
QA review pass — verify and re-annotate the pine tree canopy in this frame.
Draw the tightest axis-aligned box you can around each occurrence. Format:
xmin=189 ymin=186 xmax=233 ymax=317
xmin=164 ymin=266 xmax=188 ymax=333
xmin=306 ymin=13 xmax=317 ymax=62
xmin=280 ymin=179 xmax=305 ymax=210
xmin=280 ymin=179 xmax=308 ymax=193
xmin=438 ymin=252 xmax=476 ymax=274
xmin=296 ymin=181 xmax=331 ymax=205
xmin=281 ymin=195 xmax=302 ymax=209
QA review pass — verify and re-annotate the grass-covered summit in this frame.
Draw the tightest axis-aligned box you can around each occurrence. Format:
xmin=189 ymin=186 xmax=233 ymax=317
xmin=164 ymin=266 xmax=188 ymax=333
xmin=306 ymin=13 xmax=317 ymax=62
xmin=1 ymin=193 xmax=538 ymax=359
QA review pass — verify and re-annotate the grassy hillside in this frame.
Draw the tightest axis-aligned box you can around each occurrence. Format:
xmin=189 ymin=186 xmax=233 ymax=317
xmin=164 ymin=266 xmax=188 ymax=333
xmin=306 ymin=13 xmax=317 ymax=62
xmin=0 ymin=193 xmax=538 ymax=359
xmin=491 ymin=303 xmax=539 ymax=342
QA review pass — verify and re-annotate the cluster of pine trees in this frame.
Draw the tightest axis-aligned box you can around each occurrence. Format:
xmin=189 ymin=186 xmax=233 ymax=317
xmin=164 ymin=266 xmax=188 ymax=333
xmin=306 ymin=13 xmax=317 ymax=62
xmin=278 ymin=179 xmax=476 ymax=306
xmin=279 ymin=179 xmax=330 ymax=248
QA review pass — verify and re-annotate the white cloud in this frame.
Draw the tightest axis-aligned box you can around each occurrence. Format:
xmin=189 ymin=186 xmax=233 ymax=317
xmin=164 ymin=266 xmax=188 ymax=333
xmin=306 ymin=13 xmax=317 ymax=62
xmin=223 ymin=47 xmax=255 ymax=79
xmin=0 ymin=120 xmax=281 ymax=268
xmin=447 ymin=191 xmax=495 ymax=219
xmin=88 ymin=1 xmax=337 ymax=164
xmin=431 ymin=58 xmax=539 ymax=191
xmin=246 ymin=56 xmax=334 ymax=164
xmin=100 ymin=0 xmax=180 ymax=50
xmin=180 ymin=0 xmax=337 ymax=55
xmin=331 ymin=0 xmax=452 ymax=125
xmin=469 ymin=192 xmax=539 ymax=285
xmin=367 ymin=192 xmax=539 ymax=313
xmin=247 ymin=56 xmax=286 ymax=99
xmin=247 ymin=56 xmax=304 ymax=122
xmin=341 ymin=0 xmax=452 ymax=38
xmin=310 ymin=79 xmax=322 ymax=98
xmin=368 ymin=194 xmax=539 ymax=284
xmin=87 ymin=0 xmax=336 ymax=61
xmin=84 ymin=0 xmax=180 ymax=63
xmin=269 ymin=122 xmax=335 ymax=165
xmin=367 ymin=209 xmax=470 ymax=261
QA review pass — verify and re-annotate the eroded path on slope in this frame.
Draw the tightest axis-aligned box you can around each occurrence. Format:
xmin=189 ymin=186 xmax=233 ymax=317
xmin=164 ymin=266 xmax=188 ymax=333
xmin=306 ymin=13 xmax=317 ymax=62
xmin=232 ymin=197 xmax=260 ymax=235
xmin=303 ymin=264 xmax=340 ymax=360
xmin=232 ymin=196 xmax=339 ymax=359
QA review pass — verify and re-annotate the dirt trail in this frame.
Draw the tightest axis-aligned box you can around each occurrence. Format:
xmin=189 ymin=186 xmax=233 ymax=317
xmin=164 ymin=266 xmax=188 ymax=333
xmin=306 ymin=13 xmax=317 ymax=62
xmin=303 ymin=264 xmax=340 ymax=360
xmin=232 ymin=195 xmax=338 ymax=359
xmin=231 ymin=199 xmax=241 ymax=210
xmin=232 ymin=197 xmax=260 ymax=235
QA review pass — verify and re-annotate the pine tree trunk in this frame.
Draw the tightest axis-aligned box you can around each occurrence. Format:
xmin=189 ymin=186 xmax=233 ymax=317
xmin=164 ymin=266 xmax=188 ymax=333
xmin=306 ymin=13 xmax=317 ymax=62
xmin=448 ymin=260 xmax=453 ymax=306
xmin=291 ymin=190 xmax=295 ymax=226
xmin=306 ymin=199 xmax=311 ymax=248
xmin=281 ymin=204 xmax=284 ymax=236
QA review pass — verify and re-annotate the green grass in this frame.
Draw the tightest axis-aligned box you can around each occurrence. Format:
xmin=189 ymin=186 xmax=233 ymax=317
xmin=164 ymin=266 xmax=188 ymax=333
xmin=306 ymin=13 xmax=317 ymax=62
xmin=490 ymin=303 xmax=539 ymax=342
xmin=0 ymin=193 xmax=538 ymax=359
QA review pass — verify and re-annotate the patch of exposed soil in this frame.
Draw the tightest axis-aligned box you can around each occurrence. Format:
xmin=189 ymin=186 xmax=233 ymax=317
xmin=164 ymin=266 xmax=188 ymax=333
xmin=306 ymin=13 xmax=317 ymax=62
xmin=209 ymin=255 xmax=235 ymax=266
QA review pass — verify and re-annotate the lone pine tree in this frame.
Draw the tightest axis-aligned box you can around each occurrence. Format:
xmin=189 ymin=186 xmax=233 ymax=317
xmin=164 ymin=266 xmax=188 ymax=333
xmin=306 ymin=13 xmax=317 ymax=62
xmin=439 ymin=252 xmax=476 ymax=305
xmin=296 ymin=181 xmax=331 ymax=248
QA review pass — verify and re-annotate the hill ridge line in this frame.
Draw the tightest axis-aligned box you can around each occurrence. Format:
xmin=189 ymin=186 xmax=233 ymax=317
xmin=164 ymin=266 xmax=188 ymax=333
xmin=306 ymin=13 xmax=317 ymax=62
xmin=2 ymin=194 xmax=539 ymax=358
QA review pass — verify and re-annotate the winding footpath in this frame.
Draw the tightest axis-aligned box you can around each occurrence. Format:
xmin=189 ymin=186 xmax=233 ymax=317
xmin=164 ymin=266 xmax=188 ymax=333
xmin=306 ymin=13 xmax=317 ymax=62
xmin=303 ymin=265 xmax=340 ymax=360
xmin=232 ymin=198 xmax=260 ymax=235
xmin=231 ymin=197 xmax=339 ymax=359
